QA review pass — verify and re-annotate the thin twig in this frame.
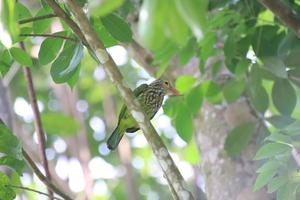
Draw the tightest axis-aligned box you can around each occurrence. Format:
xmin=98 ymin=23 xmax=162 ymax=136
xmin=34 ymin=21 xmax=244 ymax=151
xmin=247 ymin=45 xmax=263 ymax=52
xmin=20 ymin=42 xmax=53 ymax=200
xmin=22 ymin=149 xmax=74 ymax=200
xmin=20 ymin=33 xmax=78 ymax=42
xmin=18 ymin=13 xmax=57 ymax=24
xmin=5 ymin=185 xmax=63 ymax=200
xmin=291 ymin=146 xmax=300 ymax=167
xmin=46 ymin=0 xmax=196 ymax=199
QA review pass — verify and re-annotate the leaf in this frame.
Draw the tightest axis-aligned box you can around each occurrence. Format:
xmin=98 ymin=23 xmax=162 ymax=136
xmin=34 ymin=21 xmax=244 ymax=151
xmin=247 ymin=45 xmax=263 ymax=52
xmin=0 ymin=49 xmax=13 ymax=76
xmin=248 ymin=84 xmax=269 ymax=113
xmin=41 ymin=112 xmax=80 ymax=136
xmin=9 ymin=47 xmax=32 ymax=67
xmin=254 ymin=169 xmax=277 ymax=191
xmin=261 ymin=57 xmax=287 ymax=78
xmin=175 ymin=104 xmax=193 ymax=143
xmin=16 ymin=2 xmax=32 ymax=20
xmin=33 ymin=7 xmax=53 ymax=33
xmin=222 ymin=79 xmax=245 ymax=103
xmin=0 ymin=172 xmax=16 ymax=200
xmin=182 ymin=141 xmax=200 ymax=165
xmin=276 ymin=183 xmax=298 ymax=200
xmin=257 ymin=160 xmax=281 ymax=173
xmin=163 ymin=96 xmax=182 ymax=118
xmin=266 ymin=132 xmax=292 ymax=144
xmin=266 ymin=115 xmax=295 ymax=129
xmin=101 ymin=13 xmax=132 ymax=43
xmin=224 ymin=122 xmax=255 ymax=156
xmin=283 ymin=120 xmax=300 ymax=136
xmin=199 ymin=32 xmax=216 ymax=69
xmin=267 ymin=175 xmax=288 ymax=193
xmin=254 ymin=143 xmax=290 ymax=160
xmin=38 ymin=32 xmax=65 ymax=65
xmin=92 ymin=18 xmax=118 ymax=48
xmin=178 ymin=37 xmax=197 ymax=65
xmin=272 ymin=79 xmax=296 ymax=115
xmin=175 ymin=75 xmax=196 ymax=93
xmin=91 ymin=0 xmax=125 ymax=17
xmin=0 ymin=123 xmax=24 ymax=174
xmin=50 ymin=42 xmax=83 ymax=83
xmin=0 ymin=156 xmax=24 ymax=175
xmin=186 ymin=85 xmax=203 ymax=115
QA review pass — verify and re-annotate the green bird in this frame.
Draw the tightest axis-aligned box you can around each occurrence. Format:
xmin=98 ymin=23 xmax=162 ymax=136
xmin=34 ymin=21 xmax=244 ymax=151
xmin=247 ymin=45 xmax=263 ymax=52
xmin=107 ymin=79 xmax=180 ymax=150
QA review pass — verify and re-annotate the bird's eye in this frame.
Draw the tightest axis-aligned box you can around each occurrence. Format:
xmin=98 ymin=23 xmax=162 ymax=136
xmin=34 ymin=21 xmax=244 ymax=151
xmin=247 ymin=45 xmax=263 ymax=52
xmin=164 ymin=81 xmax=169 ymax=86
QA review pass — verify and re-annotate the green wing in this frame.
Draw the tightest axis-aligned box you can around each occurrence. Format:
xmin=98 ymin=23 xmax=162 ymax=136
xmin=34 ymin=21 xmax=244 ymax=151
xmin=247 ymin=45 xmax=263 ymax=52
xmin=117 ymin=83 xmax=148 ymax=123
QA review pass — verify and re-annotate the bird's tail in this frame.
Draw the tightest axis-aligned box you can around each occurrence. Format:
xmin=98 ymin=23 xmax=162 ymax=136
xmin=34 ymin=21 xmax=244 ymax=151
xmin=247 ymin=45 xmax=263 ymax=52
xmin=107 ymin=126 xmax=124 ymax=150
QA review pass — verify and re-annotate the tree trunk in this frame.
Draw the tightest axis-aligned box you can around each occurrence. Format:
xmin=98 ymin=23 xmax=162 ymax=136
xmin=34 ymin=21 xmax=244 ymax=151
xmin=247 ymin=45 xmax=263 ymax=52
xmin=196 ymin=100 xmax=273 ymax=200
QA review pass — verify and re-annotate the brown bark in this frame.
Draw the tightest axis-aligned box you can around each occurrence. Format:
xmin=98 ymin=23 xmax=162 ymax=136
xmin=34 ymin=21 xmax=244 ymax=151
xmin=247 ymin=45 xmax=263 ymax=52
xmin=196 ymin=100 xmax=273 ymax=200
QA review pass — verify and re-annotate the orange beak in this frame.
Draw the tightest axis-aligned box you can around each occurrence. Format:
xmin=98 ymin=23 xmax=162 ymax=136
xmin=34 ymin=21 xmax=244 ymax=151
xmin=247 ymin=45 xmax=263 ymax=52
xmin=168 ymin=87 xmax=181 ymax=96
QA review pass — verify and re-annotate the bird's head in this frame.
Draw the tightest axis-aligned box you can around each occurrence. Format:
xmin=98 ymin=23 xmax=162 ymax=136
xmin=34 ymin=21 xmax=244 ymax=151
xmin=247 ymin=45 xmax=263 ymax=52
xmin=150 ymin=79 xmax=181 ymax=96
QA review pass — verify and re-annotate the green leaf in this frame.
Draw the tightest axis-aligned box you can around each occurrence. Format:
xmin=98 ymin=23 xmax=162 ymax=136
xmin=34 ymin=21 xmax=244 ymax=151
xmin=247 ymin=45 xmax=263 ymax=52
xmin=261 ymin=57 xmax=287 ymax=78
xmin=249 ymin=84 xmax=269 ymax=113
xmin=163 ymin=97 xmax=182 ymax=118
xmin=16 ymin=2 xmax=32 ymax=21
xmin=174 ymin=0 xmax=208 ymax=38
xmin=182 ymin=140 xmax=200 ymax=165
xmin=33 ymin=7 xmax=53 ymax=33
xmin=41 ymin=112 xmax=80 ymax=136
xmin=224 ymin=122 xmax=255 ymax=156
xmin=0 ymin=49 xmax=13 ymax=76
xmin=92 ymin=18 xmax=118 ymax=48
xmin=223 ymin=79 xmax=245 ymax=103
xmin=0 ymin=156 xmax=24 ymax=175
xmin=254 ymin=169 xmax=277 ymax=191
xmin=257 ymin=160 xmax=281 ymax=173
xmin=9 ymin=47 xmax=32 ymax=67
xmin=0 ymin=0 xmax=19 ymax=47
xmin=101 ymin=13 xmax=132 ymax=43
xmin=178 ymin=37 xmax=197 ymax=65
xmin=175 ymin=104 xmax=193 ymax=143
xmin=272 ymin=79 xmax=296 ymax=115
xmin=38 ymin=32 xmax=65 ymax=65
xmin=276 ymin=183 xmax=298 ymax=200
xmin=175 ymin=75 xmax=196 ymax=93
xmin=267 ymin=176 xmax=288 ymax=193
xmin=266 ymin=132 xmax=292 ymax=144
xmin=186 ymin=85 xmax=203 ymax=115
xmin=254 ymin=143 xmax=290 ymax=160
xmin=199 ymin=32 xmax=216 ymax=68
xmin=51 ymin=42 xmax=83 ymax=83
xmin=283 ymin=120 xmax=300 ymax=136
xmin=266 ymin=115 xmax=295 ymax=129
xmin=0 ymin=172 xmax=16 ymax=200
xmin=91 ymin=0 xmax=125 ymax=17
xmin=0 ymin=123 xmax=24 ymax=174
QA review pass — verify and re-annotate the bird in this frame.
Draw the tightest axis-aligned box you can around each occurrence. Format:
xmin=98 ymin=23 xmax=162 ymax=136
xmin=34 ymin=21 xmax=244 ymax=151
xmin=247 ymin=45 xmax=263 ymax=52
xmin=106 ymin=79 xmax=180 ymax=150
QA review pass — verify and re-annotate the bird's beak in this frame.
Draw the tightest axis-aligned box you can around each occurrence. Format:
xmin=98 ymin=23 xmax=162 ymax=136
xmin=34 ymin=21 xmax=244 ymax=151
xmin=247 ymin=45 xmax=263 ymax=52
xmin=168 ymin=87 xmax=181 ymax=96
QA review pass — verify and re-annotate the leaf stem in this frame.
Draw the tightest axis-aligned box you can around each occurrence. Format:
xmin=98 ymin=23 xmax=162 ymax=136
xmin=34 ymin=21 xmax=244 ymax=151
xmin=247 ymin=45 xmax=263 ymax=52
xmin=18 ymin=14 xmax=57 ymax=24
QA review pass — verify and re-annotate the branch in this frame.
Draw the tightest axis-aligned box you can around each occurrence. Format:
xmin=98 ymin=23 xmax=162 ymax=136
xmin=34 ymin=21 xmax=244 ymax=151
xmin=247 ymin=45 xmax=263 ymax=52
xmin=22 ymin=149 xmax=74 ymax=200
xmin=18 ymin=13 xmax=57 ymax=24
xmin=46 ymin=0 xmax=196 ymax=199
xmin=258 ymin=0 xmax=300 ymax=37
xmin=291 ymin=146 xmax=300 ymax=167
xmin=21 ymin=42 xmax=53 ymax=200
xmin=20 ymin=33 xmax=78 ymax=42
xmin=6 ymin=185 xmax=63 ymax=200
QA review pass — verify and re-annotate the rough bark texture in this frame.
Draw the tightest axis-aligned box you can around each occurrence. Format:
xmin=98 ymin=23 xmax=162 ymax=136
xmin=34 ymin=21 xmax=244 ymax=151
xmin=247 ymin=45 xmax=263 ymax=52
xmin=197 ymin=100 xmax=272 ymax=200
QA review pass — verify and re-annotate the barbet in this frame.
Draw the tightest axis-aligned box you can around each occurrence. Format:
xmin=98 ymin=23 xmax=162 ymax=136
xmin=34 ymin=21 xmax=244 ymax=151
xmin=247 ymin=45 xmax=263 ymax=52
xmin=107 ymin=79 xmax=180 ymax=150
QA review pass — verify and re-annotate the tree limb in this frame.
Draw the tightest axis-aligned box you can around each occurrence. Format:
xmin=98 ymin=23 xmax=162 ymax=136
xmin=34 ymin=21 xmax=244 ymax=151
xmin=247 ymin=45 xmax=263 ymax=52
xmin=45 ymin=0 xmax=196 ymax=199
xmin=18 ymin=14 xmax=57 ymax=24
xmin=22 ymin=149 xmax=74 ymax=200
xmin=258 ymin=0 xmax=300 ymax=37
xmin=20 ymin=33 xmax=78 ymax=42
xmin=21 ymin=42 xmax=53 ymax=200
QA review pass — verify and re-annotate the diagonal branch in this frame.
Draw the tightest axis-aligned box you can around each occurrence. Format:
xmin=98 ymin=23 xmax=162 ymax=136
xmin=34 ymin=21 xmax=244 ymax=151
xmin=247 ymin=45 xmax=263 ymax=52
xmin=22 ymin=149 xmax=73 ymax=200
xmin=258 ymin=0 xmax=300 ymax=37
xmin=18 ymin=14 xmax=57 ymax=24
xmin=21 ymin=42 xmax=53 ymax=200
xmin=45 ymin=0 xmax=196 ymax=199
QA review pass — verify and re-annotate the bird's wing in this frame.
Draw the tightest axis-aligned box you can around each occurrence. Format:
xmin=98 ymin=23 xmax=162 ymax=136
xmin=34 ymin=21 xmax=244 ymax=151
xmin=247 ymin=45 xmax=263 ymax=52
xmin=117 ymin=83 xmax=149 ymax=123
